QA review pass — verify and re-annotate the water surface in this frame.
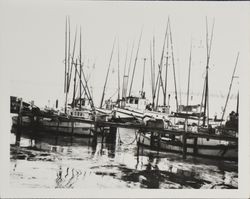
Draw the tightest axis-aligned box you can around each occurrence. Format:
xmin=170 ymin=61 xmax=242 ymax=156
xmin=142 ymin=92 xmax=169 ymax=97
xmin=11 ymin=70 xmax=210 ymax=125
xmin=10 ymin=127 xmax=238 ymax=189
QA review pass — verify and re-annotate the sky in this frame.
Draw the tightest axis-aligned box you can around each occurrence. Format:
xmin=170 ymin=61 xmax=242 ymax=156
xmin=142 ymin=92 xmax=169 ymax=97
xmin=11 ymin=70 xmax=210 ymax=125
xmin=1 ymin=0 xmax=250 ymax=118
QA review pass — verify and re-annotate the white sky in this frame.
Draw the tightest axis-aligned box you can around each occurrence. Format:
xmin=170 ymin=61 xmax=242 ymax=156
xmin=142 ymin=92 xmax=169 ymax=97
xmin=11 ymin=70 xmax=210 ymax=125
xmin=1 ymin=0 xmax=250 ymax=117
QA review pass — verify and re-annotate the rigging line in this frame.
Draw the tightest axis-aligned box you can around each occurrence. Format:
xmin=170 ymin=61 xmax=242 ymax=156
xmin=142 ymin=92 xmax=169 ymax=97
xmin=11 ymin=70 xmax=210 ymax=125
xmin=64 ymin=16 xmax=70 ymax=113
xmin=159 ymin=19 xmax=170 ymax=96
xmin=198 ymin=77 xmax=206 ymax=128
xmin=150 ymin=40 xmax=154 ymax=101
xmin=67 ymin=27 xmax=78 ymax=93
xmin=122 ymin=41 xmax=129 ymax=98
xmin=126 ymin=39 xmax=135 ymax=96
xmin=72 ymin=59 xmax=78 ymax=107
xmin=76 ymin=69 xmax=93 ymax=108
xmin=186 ymin=40 xmax=192 ymax=108
xmin=67 ymin=16 xmax=71 ymax=88
xmin=153 ymin=35 xmax=156 ymax=95
xmin=100 ymin=38 xmax=116 ymax=108
xmin=141 ymin=58 xmax=146 ymax=93
xmin=129 ymin=27 xmax=143 ymax=96
xmin=117 ymin=39 xmax=121 ymax=101
xmin=207 ymin=18 xmax=215 ymax=68
xmin=80 ymin=65 xmax=95 ymax=108
xmin=236 ymin=90 xmax=239 ymax=114
xmin=164 ymin=56 xmax=169 ymax=107
xmin=100 ymin=89 xmax=118 ymax=109
xmin=64 ymin=17 xmax=68 ymax=93
xmin=220 ymin=52 xmax=239 ymax=125
xmin=79 ymin=27 xmax=82 ymax=110
xmin=164 ymin=28 xmax=170 ymax=106
xmin=169 ymin=17 xmax=179 ymax=112
xmin=155 ymin=64 xmax=161 ymax=109
xmin=154 ymin=20 xmax=169 ymax=105
xmin=203 ymin=18 xmax=214 ymax=126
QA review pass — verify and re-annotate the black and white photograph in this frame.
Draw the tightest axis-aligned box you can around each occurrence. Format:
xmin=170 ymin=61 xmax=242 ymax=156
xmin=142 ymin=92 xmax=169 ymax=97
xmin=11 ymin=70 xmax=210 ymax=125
xmin=0 ymin=0 xmax=249 ymax=198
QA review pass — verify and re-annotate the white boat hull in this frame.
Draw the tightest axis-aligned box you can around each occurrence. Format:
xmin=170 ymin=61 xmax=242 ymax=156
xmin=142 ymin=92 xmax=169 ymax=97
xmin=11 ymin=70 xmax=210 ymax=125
xmin=114 ymin=107 xmax=170 ymax=121
xmin=12 ymin=116 xmax=94 ymax=136
xmin=12 ymin=116 xmax=32 ymax=127
xmin=137 ymin=132 xmax=238 ymax=161
xmin=39 ymin=118 xmax=94 ymax=136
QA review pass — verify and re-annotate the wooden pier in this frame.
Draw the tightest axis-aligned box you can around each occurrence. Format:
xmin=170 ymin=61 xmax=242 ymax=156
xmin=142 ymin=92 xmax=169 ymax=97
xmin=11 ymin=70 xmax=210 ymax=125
xmin=11 ymin=97 xmax=238 ymax=160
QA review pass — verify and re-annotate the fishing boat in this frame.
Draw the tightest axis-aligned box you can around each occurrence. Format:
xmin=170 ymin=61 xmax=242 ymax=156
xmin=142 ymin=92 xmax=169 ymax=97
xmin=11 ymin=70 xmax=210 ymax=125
xmin=113 ymin=93 xmax=171 ymax=123
xmin=37 ymin=18 xmax=96 ymax=136
xmin=136 ymin=130 xmax=238 ymax=161
xmin=137 ymin=19 xmax=239 ymax=161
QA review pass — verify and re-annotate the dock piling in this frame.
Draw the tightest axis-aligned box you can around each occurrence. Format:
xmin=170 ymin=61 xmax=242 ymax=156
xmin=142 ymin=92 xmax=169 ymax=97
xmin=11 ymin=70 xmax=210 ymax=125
xmin=182 ymin=133 xmax=187 ymax=159
xmin=15 ymin=98 xmax=23 ymax=146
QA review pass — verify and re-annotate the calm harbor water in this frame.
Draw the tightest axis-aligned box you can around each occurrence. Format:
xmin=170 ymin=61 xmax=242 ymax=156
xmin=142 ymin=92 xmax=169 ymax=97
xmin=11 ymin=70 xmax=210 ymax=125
xmin=10 ymin=127 xmax=238 ymax=189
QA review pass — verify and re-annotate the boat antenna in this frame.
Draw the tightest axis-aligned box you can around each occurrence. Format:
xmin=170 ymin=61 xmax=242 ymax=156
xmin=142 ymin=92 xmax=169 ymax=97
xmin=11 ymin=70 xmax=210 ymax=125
xmin=100 ymin=38 xmax=116 ymax=108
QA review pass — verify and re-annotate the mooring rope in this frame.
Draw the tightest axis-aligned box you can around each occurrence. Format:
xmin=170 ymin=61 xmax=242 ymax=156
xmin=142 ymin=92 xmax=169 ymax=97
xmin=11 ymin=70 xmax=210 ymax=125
xmin=117 ymin=128 xmax=139 ymax=145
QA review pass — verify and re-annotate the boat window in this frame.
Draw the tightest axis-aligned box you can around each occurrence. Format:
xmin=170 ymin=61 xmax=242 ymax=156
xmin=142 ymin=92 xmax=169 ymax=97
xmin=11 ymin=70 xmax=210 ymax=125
xmin=71 ymin=112 xmax=73 ymax=116
xmin=135 ymin=99 xmax=138 ymax=104
xmin=129 ymin=99 xmax=133 ymax=104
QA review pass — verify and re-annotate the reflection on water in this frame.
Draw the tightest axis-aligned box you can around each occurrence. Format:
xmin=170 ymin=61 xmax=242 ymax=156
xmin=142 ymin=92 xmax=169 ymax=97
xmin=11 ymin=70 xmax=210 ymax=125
xmin=10 ymin=127 xmax=238 ymax=189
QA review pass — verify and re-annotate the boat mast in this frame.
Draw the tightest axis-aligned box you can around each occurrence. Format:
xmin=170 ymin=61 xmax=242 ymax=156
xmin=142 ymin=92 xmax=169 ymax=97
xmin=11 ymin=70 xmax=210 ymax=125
xmin=164 ymin=30 xmax=170 ymax=106
xmin=79 ymin=66 xmax=95 ymax=109
xmin=117 ymin=40 xmax=121 ymax=104
xmin=141 ymin=58 xmax=146 ymax=95
xmin=202 ymin=18 xmax=214 ymax=126
xmin=150 ymin=40 xmax=154 ymax=103
xmin=122 ymin=42 xmax=129 ymax=99
xmin=152 ymin=36 xmax=156 ymax=108
xmin=155 ymin=20 xmax=169 ymax=108
xmin=64 ymin=16 xmax=70 ymax=114
xmin=100 ymin=38 xmax=116 ymax=108
xmin=79 ymin=27 xmax=82 ymax=110
xmin=72 ymin=59 xmax=78 ymax=108
xmin=128 ymin=28 xmax=143 ymax=97
xmin=67 ymin=27 xmax=78 ymax=93
xmin=185 ymin=40 xmax=192 ymax=131
xmin=169 ymin=18 xmax=179 ymax=112
xmin=186 ymin=41 xmax=192 ymax=108
xmin=64 ymin=17 xmax=68 ymax=95
xmin=220 ymin=52 xmax=239 ymax=124
xmin=236 ymin=90 xmax=239 ymax=115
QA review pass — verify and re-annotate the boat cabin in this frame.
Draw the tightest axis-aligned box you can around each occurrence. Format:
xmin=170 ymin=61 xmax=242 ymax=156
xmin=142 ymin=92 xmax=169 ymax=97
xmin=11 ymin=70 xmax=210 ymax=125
xmin=66 ymin=109 xmax=92 ymax=118
xmin=156 ymin=105 xmax=171 ymax=114
xmin=178 ymin=104 xmax=200 ymax=113
xmin=120 ymin=96 xmax=148 ymax=110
